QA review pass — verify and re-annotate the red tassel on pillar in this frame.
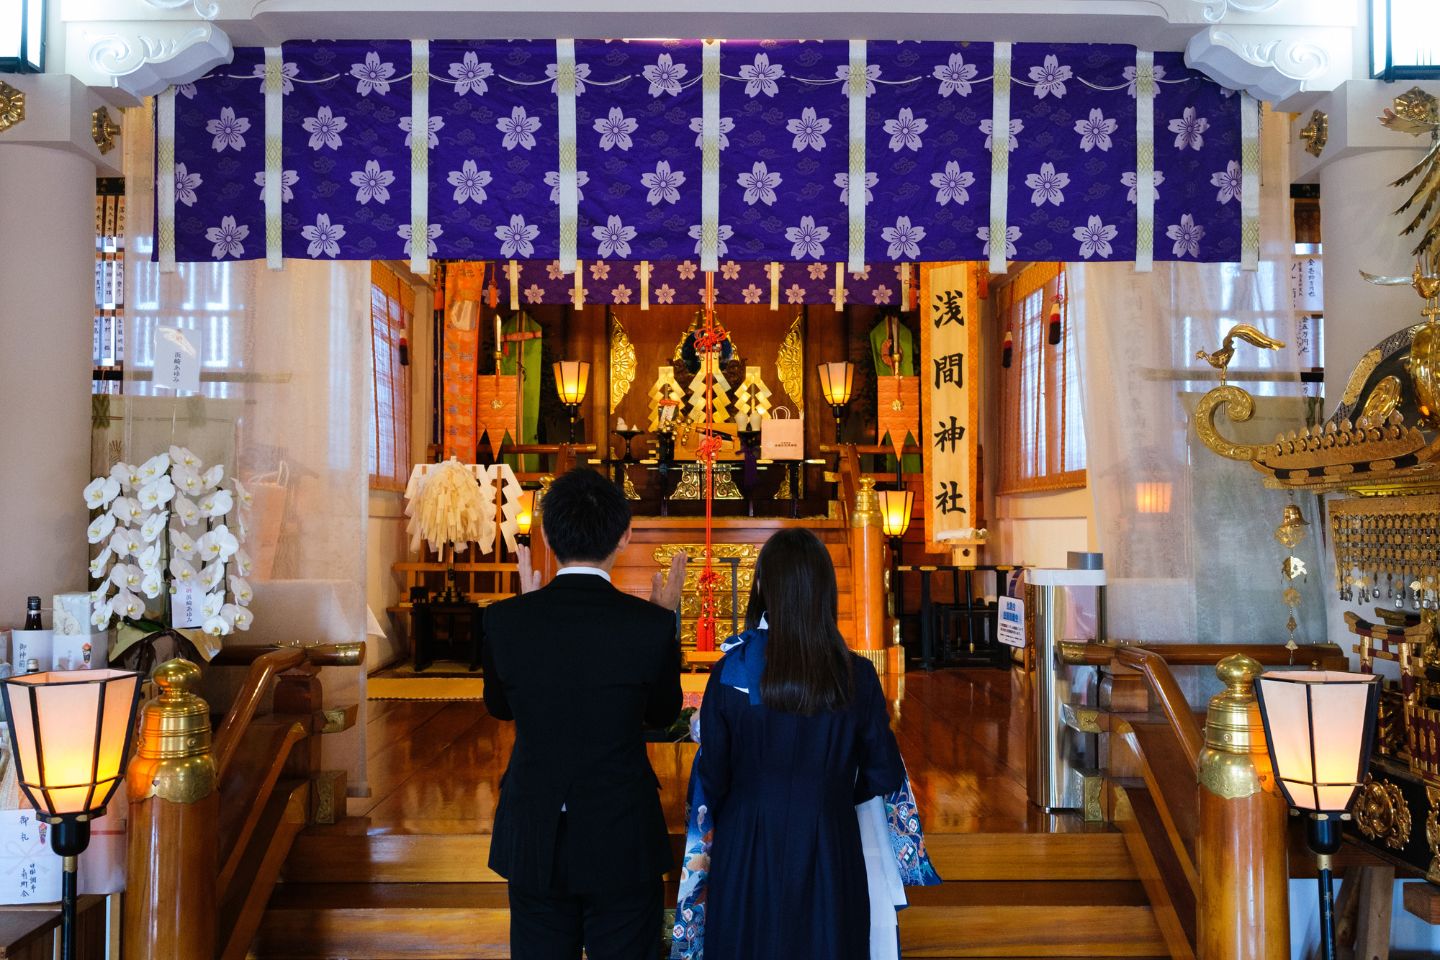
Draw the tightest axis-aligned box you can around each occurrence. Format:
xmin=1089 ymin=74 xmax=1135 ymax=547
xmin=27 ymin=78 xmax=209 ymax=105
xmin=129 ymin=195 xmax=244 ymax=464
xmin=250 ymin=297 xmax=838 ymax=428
xmin=1047 ymin=296 xmax=1063 ymax=346
xmin=1001 ymin=328 xmax=1013 ymax=368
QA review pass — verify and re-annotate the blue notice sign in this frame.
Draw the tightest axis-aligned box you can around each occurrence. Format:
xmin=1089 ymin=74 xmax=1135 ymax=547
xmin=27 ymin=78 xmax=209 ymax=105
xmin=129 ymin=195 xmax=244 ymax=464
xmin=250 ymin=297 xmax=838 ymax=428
xmin=997 ymin=596 xmax=1025 ymax=649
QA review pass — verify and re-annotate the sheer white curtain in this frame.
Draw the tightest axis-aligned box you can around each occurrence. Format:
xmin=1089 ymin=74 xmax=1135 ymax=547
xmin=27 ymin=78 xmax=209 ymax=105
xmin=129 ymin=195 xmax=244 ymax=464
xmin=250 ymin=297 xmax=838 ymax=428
xmin=119 ymin=102 xmax=373 ymax=793
xmin=1075 ymin=107 xmax=1327 ymax=649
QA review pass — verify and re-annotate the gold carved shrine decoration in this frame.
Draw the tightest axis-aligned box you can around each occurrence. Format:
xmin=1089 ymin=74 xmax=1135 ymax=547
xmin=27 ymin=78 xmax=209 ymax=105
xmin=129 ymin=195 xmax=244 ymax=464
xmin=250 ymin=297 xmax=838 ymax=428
xmin=92 ymin=106 xmax=121 ymax=155
xmin=775 ymin=314 xmax=804 ymax=413
xmin=1355 ymin=775 xmax=1412 ymax=851
xmin=610 ymin=313 xmax=636 ymax=413
xmin=920 ymin=263 xmax=980 ymax=551
xmin=1299 ymin=110 xmax=1327 ymax=158
xmin=0 ymin=81 xmax=24 ymax=134
xmin=654 ymin=543 xmax=757 ymax=648
xmin=1428 ymin=786 xmax=1440 ymax=883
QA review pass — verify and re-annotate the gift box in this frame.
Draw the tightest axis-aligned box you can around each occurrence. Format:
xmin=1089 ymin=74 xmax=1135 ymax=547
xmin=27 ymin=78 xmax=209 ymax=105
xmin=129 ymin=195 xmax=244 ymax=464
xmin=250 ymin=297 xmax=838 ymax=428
xmin=9 ymin=630 xmax=51 ymax=674
xmin=51 ymin=593 xmax=92 ymax=638
xmin=51 ymin=634 xmax=108 ymax=672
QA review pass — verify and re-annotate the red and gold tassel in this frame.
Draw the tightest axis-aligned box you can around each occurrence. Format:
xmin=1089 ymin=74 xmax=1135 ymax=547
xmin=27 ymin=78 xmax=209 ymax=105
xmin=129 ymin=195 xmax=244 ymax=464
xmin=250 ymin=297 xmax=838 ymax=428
xmin=1001 ymin=327 xmax=1013 ymax=369
xmin=1047 ymin=295 xmax=1063 ymax=346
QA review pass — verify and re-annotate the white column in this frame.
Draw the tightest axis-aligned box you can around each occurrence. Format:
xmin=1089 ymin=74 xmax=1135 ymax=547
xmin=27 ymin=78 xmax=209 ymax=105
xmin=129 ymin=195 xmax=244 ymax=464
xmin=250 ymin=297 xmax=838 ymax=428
xmin=0 ymin=76 xmax=122 ymax=626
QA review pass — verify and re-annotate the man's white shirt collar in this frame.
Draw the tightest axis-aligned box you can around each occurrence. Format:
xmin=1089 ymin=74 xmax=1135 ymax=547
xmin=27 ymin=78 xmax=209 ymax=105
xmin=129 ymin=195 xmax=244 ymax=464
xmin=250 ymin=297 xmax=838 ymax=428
xmin=555 ymin=565 xmax=612 ymax=582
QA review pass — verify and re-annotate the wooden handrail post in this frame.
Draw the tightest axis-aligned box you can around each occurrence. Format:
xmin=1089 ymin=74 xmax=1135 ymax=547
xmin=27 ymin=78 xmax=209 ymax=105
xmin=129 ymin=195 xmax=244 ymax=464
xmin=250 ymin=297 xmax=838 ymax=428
xmin=849 ymin=474 xmax=887 ymax=675
xmin=1197 ymin=654 xmax=1290 ymax=960
xmin=124 ymin=660 xmax=218 ymax=959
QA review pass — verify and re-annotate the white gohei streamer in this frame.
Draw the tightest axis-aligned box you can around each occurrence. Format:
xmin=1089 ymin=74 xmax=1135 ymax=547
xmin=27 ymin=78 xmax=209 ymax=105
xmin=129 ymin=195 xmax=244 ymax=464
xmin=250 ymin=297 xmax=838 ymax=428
xmin=847 ymin=39 xmax=868 ymax=274
xmin=987 ymin=42 xmax=1012 ymax=276
xmin=409 ymin=39 xmax=431 ymax=275
xmin=556 ymin=39 xmax=580 ymax=275
xmin=1240 ymin=92 xmax=1261 ymax=272
xmin=263 ymin=47 xmax=284 ymax=270
xmin=156 ymin=89 xmax=178 ymax=274
xmin=1134 ymin=50 xmax=1156 ymax=273
xmin=699 ymin=40 xmax=722 ymax=274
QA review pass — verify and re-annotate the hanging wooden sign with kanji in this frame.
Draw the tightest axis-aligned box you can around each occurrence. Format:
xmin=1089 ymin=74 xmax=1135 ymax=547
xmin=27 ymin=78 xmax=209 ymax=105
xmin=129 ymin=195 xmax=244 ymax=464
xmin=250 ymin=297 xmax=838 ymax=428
xmin=920 ymin=263 xmax=980 ymax=553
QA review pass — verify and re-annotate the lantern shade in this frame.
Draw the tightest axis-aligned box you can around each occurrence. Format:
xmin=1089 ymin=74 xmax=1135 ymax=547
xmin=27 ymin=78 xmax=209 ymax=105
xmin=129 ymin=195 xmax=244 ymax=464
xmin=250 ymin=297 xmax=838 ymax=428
xmin=0 ymin=0 xmax=45 ymax=73
xmin=515 ymin=490 xmax=535 ymax=536
xmin=1254 ymin=671 xmax=1379 ymax=814
xmin=1134 ymin=481 xmax=1172 ymax=514
xmin=817 ymin=362 xmax=855 ymax=407
xmin=878 ymin=489 xmax=913 ymax=539
xmin=1 ymin=670 xmax=141 ymax=818
xmin=553 ymin=361 xmax=590 ymax=406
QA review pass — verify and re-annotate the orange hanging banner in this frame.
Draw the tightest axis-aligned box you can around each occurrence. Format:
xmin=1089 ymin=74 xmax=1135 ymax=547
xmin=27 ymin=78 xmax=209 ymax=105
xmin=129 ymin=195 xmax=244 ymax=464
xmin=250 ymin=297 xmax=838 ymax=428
xmin=876 ymin=376 xmax=920 ymax=459
xmin=441 ymin=262 xmax=487 ymax=460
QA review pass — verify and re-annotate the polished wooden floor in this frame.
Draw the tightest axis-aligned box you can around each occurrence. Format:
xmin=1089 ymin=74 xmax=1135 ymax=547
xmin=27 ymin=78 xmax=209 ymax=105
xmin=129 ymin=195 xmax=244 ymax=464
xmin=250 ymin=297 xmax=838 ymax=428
xmin=347 ymin=667 xmax=1093 ymax=836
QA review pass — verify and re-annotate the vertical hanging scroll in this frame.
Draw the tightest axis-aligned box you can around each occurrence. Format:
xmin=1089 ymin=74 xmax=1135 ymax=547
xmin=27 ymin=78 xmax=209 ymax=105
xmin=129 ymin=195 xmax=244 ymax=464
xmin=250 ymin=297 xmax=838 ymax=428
xmin=263 ymin=47 xmax=284 ymax=270
xmin=156 ymin=89 xmax=177 ymax=274
xmin=409 ymin=39 xmax=431 ymax=275
xmin=699 ymin=40 xmax=722 ymax=274
xmin=1240 ymin=92 xmax=1261 ymax=272
xmin=847 ymin=40 xmax=868 ymax=274
xmin=920 ymin=262 xmax=979 ymax=552
xmin=1134 ymin=50 xmax=1156 ymax=273
xmin=556 ymin=39 xmax=580 ymax=275
xmin=986 ymin=43 xmax=1012 ymax=276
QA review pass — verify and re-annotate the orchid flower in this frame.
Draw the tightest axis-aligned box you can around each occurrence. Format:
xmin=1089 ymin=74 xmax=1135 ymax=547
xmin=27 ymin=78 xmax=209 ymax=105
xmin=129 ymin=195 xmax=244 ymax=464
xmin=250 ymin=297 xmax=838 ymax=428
xmin=200 ymin=489 xmax=234 ymax=519
xmin=202 ymin=464 xmax=225 ymax=490
xmin=202 ymin=615 xmax=233 ymax=637
xmin=140 ymin=570 xmax=164 ymax=600
xmin=235 ymin=548 xmax=254 ymax=577
xmin=138 ymin=452 xmax=172 ymax=482
xmin=87 ymin=513 xmax=117 ymax=544
xmin=169 ymin=529 xmax=197 ymax=558
xmin=89 ymin=547 xmax=113 ymax=579
xmin=109 ymin=589 xmax=146 ymax=620
xmin=224 ymin=604 xmax=253 ymax=631
xmin=202 ymin=591 xmax=225 ymax=618
xmin=172 ymin=465 xmax=204 ymax=496
xmin=233 ymin=479 xmax=253 ymax=510
xmin=109 ymin=563 xmax=143 ymax=591
xmin=229 ymin=575 xmax=253 ymax=606
xmin=84 ymin=476 xmax=121 ymax=510
xmin=173 ymin=495 xmax=201 ymax=527
xmin=140 ymin=512 xmax=168 ymax=544
xmin=109 ymin=462 xmax=139 ymax=491
xmin=201 ymin=560 xmax=226 ymax=592
xmin=107 ymin=496 xmax=137 ymax=522
xmin=197 ymin=525 xmax=239 ymax=562
xmin=169 ymin=557 xmax=198 ymax=584
xmin=91 ymin=603 xmax=113 ymax=631
xmin=138 ymin=543 xmax=162 ymax=572
xmin=138 ymin=476 xmax=176 ymax=511
xmin=90 ymin=584 xmax=111 ymax=607
xmin=112 ymin=527 xmax=144 ymax=558
xmin=169 ymin=445 xmax=201 ymax=469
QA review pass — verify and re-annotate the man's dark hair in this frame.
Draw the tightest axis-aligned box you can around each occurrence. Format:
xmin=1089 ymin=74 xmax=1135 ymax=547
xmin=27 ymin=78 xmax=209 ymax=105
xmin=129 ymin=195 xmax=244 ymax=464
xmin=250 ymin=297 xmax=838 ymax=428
xmin=541 ymin=468 xmax=632 ymax=563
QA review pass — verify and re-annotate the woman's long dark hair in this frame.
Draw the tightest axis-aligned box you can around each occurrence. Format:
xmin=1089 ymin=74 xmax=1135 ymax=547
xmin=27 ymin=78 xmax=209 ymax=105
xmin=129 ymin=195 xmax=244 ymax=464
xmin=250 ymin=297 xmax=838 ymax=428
xmin=745 ymin=529 xmax=854 ymax=716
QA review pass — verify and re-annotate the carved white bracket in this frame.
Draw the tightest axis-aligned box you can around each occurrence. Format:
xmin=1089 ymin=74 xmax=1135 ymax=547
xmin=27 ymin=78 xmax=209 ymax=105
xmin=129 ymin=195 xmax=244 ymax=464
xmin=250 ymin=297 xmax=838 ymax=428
xmin=1186 ymin=24 xmax=1352 ymax=109
xmin=63 ymin=1 xmax=233 ymax=104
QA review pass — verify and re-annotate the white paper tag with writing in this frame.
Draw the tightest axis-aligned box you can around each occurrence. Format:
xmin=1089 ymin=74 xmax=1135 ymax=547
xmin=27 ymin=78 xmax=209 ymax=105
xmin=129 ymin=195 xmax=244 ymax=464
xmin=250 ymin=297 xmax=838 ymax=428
xmin=172 ymin=583 xmax=204 ymax=629
xmin=154 ymin=326 xmax=201 ymax=393
xmin=997 ymin=596 xmax=1026 ymax=649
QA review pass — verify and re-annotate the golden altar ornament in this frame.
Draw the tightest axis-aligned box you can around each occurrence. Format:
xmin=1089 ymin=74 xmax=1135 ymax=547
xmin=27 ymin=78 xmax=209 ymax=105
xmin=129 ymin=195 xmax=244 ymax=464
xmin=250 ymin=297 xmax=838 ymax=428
xmin=1355 ymin=775 xmax=1412 ymax=851
xmin=1299 ymin=110 xmax=1327 ymax=158
xmin=776 ymin=315 xmax=804 ymax=412
xmin=91 ymin=106 xmax=121 ymax=155
xmin=0 ymin=80 xmax=23 ymax=134
xmin=609 ymin=315 xmax=636 ymax=412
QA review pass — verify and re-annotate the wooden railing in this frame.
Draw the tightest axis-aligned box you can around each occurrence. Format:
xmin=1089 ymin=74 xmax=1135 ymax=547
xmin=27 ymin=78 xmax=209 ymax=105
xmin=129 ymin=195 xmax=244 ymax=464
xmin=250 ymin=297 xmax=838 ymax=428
xmin=124 ymin=642 xmax=364 ymax=960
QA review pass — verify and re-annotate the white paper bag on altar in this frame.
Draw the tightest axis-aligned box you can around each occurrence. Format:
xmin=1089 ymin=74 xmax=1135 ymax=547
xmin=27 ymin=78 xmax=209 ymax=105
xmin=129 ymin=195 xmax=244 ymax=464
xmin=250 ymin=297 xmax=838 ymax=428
xmin=760 ymin=407 xmax=804 ymax=461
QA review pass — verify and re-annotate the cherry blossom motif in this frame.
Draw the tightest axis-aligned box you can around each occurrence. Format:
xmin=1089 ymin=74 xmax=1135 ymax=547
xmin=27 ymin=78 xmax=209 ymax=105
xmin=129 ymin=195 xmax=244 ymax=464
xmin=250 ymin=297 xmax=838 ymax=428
xmin=882 ymin=216 xmax=926 ymax=259
xmin=350 ymin=161 xmax=395 ymax=205
xmin=689 ymin=116 xmax=734 ymax=150
xmin=835 ymin=62 xmax=881 ymax=97
xmin=785 ymin=216 xmax=830 ymax=260
xmin=546 ymin=261 xmax=566 ymax=280
xmin=808 ymin=262 xmax=829 ymax=280
xmin=611 ymin=285 xmax=633 ymax=304
xmin=302 ymin=214 xmax=346 ymax=258
xmin=400 ymin=115 xmax=445 ymax=149
xmin=398 ymin=222 xmax=443 ymax=258
xmin=643 ymin=53 xmax=688 ymax=97
xmin=1028 ymin=54 xmax=1072 ymax=99
xmin=980 ymin=118 xmax=1024 ymax=153
xmin=497 ymin=106 xmax=540 ymax=150
xmin=177 ymin=83 xmax=197 ymax=100
xmin=977 ymin=224 xmax=1021 ymax=260
xmin=302 ymin=106 xmax=347 ymax=151
xmin=545 ymin=60 xmax=591 ymax=96
xmin=1121 ymin=169 xmax=1166 ymax=204
xmin=496 ymin=215 xmax=540 ymax=259
xmin=543 ymin=169 xmax=589 ymax=203
xmin=835 ymin=171 xmax=878 ymax=205
xmin=1073 ymin=216 xmax=1117 ymax=259
xmin=595 ymin=107 xmax=638 ymax=151
xmin=175 ymin=164 xmax=203 ymax=207
xmin=1074 ymin=108 xmax=1117 ymax=152
xmin=688 ymin=223 xmax=734 ymax=257
xmin=1168 ymin=107 xmax=1209 ymax=151
xmin=206 ymin=107 xmax=250 ymax=152
xmin=1166 ymin=214 xmax=1204 ymax=258
xmin=641 ymin=161 xmax=686 ymax=206
xmin=350 ymin=51 xmax=396 ymax=97
xmin=205 ymin=216 xmax=249 ymax=259
xmin=851 ymin=265 xmax=871 ymax=281
xmin=523 ymin=284 xmax=545 ymax=304
xmin=741 ymin=284 xmax=763 ymax=304
xmin=655 ymin=284 xmax=677 ymax=304
xmin=720 ymin=261 xmax=742 ymax=280
xmin=934 ymin=52 xmax=978 ymax=98
xmin=785 ymin=107 xmax=832 ymax=152
xmin=678 ymin=261 xmax=698 ymax=280
xmin=739 ymin=53 xmax=785 ymax=97
xmin=739 ymin=162 xmax=782 ymax=206
xmin=1025 ymin=163 xmax=1070 ymax=207
xmin=254 ymin=169 xmax=299 ymax=203
xmin=873 ymin=285 xmax=894 ymax=304
xmin=250 ymin=61 xmax=297 ymax=95
xmin=590 ymin=261 xmax=611 ymax=281
xmin=931 ymin=162 xmax=974 ymax=206
xmin=1123 ymin=63 xmax=1166 ymax=98
xmin=1211 ymin=160 xmax=1241 ymax=204
xmin=884 ymin=108 xmax=928 ymax=152
xmin=593 ymin=215 xmax=637 ymax=258
xmin=447 ymin=160 xmax=492 ymax=204
xmin=785 ymin=283 xmax=807 ymax=304
xmin=448 ymin=52 xmax=494 ymax=96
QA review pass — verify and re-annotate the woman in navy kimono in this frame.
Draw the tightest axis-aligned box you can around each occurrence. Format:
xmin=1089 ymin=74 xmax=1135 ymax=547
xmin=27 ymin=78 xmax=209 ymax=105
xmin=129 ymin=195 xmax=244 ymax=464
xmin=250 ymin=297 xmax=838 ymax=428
xmin=697 ymin=528 xmax=905 ymax=960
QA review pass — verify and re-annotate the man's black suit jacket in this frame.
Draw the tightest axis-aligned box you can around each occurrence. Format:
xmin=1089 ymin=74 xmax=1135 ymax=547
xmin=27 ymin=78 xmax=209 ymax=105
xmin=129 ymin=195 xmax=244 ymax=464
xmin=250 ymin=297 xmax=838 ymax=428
xmin=482 ymin=572 xmax=682 ymax=894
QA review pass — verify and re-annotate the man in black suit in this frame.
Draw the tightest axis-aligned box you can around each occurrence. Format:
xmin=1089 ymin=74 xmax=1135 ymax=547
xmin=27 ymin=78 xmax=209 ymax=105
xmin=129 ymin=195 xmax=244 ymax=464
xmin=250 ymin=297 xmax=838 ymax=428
xmin=483 ymin=467 xmax=687 ymax=960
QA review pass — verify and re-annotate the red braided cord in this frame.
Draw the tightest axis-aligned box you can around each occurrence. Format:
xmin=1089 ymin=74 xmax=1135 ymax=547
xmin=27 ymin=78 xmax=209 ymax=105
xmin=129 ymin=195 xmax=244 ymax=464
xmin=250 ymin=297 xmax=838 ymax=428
xmin=696 ymin=271 xmax=719 ymax=651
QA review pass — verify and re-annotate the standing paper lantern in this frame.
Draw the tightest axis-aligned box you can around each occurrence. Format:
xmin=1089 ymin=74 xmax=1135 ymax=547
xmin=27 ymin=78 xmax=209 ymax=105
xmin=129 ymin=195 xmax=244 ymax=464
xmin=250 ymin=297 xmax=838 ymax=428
xmin=515 ymin=489 xmax=536 ymax=546
xmin=1 ymin=669 xmax=142 ymax=960
xmin=817 ymin=361 xmax=855 ymax=445
xmin=878 ymin=489 xmax=914 ymax=540
xmin=553 ymin=360 xmax=591 ymax=443
xmin=1254 ymin=671 xmax=1379 ymax=960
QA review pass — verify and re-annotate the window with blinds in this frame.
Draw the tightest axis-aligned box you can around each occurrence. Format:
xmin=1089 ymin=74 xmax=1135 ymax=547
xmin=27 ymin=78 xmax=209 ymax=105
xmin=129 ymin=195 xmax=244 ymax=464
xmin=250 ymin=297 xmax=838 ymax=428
xmin=1000 ymin=264 xmax=1086 ymax=494
xmin=370 ymin=262 xmax=413 ymax=491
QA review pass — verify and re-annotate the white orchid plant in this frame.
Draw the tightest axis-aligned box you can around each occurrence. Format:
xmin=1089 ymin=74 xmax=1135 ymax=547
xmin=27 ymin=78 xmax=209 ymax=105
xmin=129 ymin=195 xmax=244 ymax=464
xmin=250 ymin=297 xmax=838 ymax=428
xmin=85 ymin=446 xmax=255 ymax=652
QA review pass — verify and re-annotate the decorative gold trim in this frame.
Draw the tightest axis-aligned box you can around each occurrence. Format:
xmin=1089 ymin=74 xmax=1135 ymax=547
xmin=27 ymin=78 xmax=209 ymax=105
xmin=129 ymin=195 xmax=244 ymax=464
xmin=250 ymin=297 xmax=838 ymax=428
xmin=1195 ymin=323 xmax=1285 ymax=384
xmin=1299 ymin=110 xmax=1328 ymax=158
xmin=91 ymin=106 xmax=121 ymax=155
xmin=855 ymin=647 xmax=887 ymax=674
xmin=609 ymin=313 xmax=636 ymax=413
xmin=654 ymin=543 xmax=758 ymax=648
xmin=0 ymin=81 xmax=24 ymax=134
xmin=1198 ymin=655 xmax=1273 ymax=801
xmin=776 ymin=314 xmax=804 ymax=413
xmin=1341 ymin=348 xmax=1384 ymax=409
xmin=127 ymin=660 xmax=217 ymax=805
xmin=1361 ymin=375 xmax=1403 ymax=423
xmin=1427 ymin=786 xmax=1440 ymax=883
xmin=1355 ymin=775 xmax=1412 ymax=851
xmin=851 ymin=476 xmax=881 ymax=528
xmin=1194 ymin=384 xmax=1260 ymax=462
